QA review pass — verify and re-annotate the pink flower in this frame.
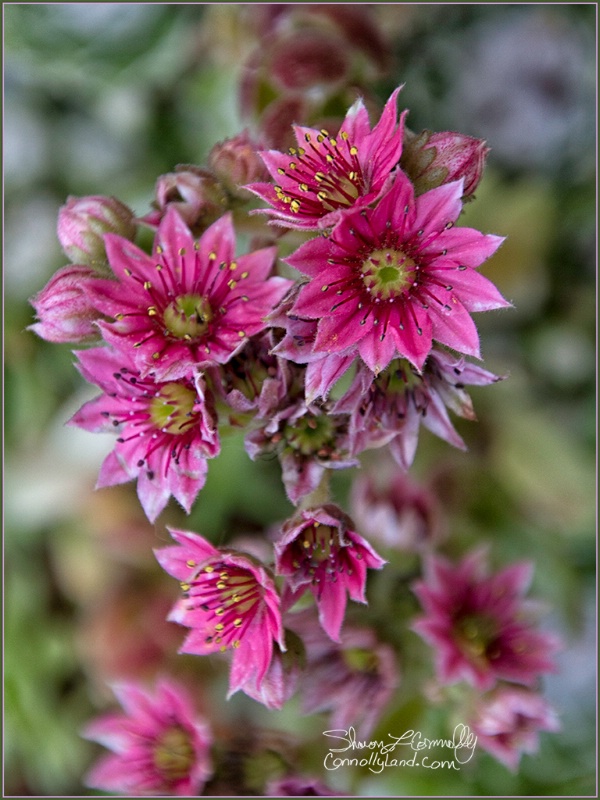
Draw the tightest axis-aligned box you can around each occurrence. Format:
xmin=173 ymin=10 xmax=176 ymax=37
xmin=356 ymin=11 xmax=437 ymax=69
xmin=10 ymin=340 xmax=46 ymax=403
xmin=245 ymin=397 xmax=358 ymax=506
xmin=86 ymin=207 xmax=292 ymax=382
xmin=246 ymin=87 xmax=407 ymax=230
xmin=288 ymin=609 xmax=399 ymax=739
xmin=69 ymin=346 xmax=219 ymax=523
xmin=350 ymin=468 xmax=443 ymax=552
xmin=28 ymin=264 xmax=103 ymax=344
xmin=287 ymin=171 xmax=509 ymax=374
xmin=412 ymin=550 xmax=560 ymax=690
xmin=274 ymin=505 xmax=386 ymax=641
xmin=154 ymin=528 xmax=285 ymax=697
xmin=471 ymin=685 xmax=560 ymax=771
xmin=334 ymin=349 xmax=503 ymax=469
xmin=57 ymin=194 xmax=137 ymax=266
xmin=82 ymin=678 xmax=212 ymax=796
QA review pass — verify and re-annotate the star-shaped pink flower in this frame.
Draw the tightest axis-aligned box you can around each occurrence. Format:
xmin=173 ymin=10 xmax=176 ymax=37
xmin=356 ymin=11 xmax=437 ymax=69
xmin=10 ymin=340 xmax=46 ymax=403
xmin=287 ymin=171 xmax=510 ymax=374
xmin=247 ymin=87 xmax=407 ymax=230
xmin=87 ymin=207 xmax=292 ymax=381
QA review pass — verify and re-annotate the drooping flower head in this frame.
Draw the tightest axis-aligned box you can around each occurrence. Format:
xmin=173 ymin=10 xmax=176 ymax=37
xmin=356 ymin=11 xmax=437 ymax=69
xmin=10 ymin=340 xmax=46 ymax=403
xmin=288 ymin=609 xmax=399 ymax=739
xmin=287 ymin=171 xmax=509 ymax=374
xmin=275 ymin=505 xmax=386 ymax=641
xmin=154 ymin=528 xmax=284 ymax=697
xmin=69 ymin=346 xmax=219 ymax=523
xmin=246 ymin=87 xmax=406 ymax=230
xmin=82 ymin=678 xmax=213 ymax=796
xmin=350 ymin=467 xmax=443 ymax=553
xmin=412 ymin=550 xmax=560 ymax=690
xmin=470 ymin=685 xmax=560 ymax=771
xmin=87 ymin=207 xmax=292 ymax=381
xmin=334 ymin=348 xmax=503 ymax=469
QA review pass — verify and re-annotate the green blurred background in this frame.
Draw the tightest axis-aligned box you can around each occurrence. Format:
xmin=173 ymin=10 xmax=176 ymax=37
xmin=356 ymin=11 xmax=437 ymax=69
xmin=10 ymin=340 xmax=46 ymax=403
xmin=4 ymin=4 xmax=596 ymax=796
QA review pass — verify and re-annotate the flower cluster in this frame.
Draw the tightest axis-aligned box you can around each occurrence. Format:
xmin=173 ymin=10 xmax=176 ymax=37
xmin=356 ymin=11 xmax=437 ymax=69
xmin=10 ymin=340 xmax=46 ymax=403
xmin=30 ymin=45 xmax=562 ymax=791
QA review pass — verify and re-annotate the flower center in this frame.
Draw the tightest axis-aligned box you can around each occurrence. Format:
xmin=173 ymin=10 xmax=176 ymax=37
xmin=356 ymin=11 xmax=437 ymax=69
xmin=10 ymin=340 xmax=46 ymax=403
xmin=153 ymin=726 xmax=195 ymax=783
xmin=184 ymin=561 xmax=262 ymax=653
xmin=454 ymin=613 xmax=499 ymax=661
xmin=163 ymin=293 xmax=212 ymax=340
xmin=274 ymin=129 xmax=364 ymax=217
xmin=284 ymin=413 xmax=335 ymax=457
xmin=361 ymin=248 xmax=416 ymax=300
xmin=342 ymin=647 xmax=380 ymax=674
xmin=149 ymin=382 xmax=197 ymax=434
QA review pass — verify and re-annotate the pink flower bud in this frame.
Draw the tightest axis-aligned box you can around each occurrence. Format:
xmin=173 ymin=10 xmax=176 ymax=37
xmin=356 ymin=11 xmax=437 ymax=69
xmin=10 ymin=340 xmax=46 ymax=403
xmin=401 ymin=128 xmax=489 ymax=197
xmin=140 ymin=166 xmax=228 ymax=233
xmin=57 ymin=195 xmax=137 ymax=265
xmin=208 ymin=130 xmax=269 ymax=196
xmin=28 ymin=264 xmax=103 ymax=343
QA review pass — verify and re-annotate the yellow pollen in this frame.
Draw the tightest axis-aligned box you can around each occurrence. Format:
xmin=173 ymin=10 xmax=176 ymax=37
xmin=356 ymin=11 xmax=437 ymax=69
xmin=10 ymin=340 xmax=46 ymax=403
xmin=233 ymin=618 xmax=243 ymax=627
xmin=147 ymin=306 xmax=157 ymax=316
xmin=152 ymin=352 xmax=160 ymax=360
xmin=238 ymin=330 xmax=246 ymax=338
xmin=156 ymin=245 xmax=163 ymax=254
xmin=186 ymin=560 xmax=196 ymax=567
xmin=178 ymin=248 xmax=185 ymax=255
xmin=350 ymin=146 xmax=358 ymax=155
xmin=232 ymin=594 xmax=240 ymax=603
xmin=289 ymin=147 xmax=297 ymax=155
xmin=215 ymin=608 xmax=224 ymax=616
xmin=304 ymin=133 xmax=311 ymax=142
xmin=124 ymin=268 xmax=132 ymax=277
xmin=115 ymin=313 xmax=124 ymax=320
xmin=329 ymin=138 xmax=337 ymax=146
xmin=315 ymin=172 xmax=325 ymax=182
xmin=300 ymin=183 xmax=308 ymax=191
xmin=303 ymin=540 xmax=311 ymax=548
xmin=144 ymin=281 xmax=152 ymax=290
xmin=317 ymin=134 xmax=324 ymax=143
xmin=290 ymin=199 xmax=300 ymax=212
xmin=208 ymin=251 xmax=217 ymax=260
xmin=229 ymin=262 xmax=237 ymax=271
xmin=205 ymin=566 xmax=214 ymax=573
xmin=289 ymin=162 xmax=297 ymax=169
xmin=155 ymin=264 xmax=163 ymax=271
xmin=220 ymin=645 xmax=227 ymax=652
xmin=180 ymin=583 xmax=190 ymax=592
xmin=232 ymin=640 xmax=241 ymax=648
xmin=219 ymin=572 xmax=229 ymax=579
xmin=216 ymin=582 xmax=226 ymax=589
xmin=317 ymin=191 xmax=328 ymax=201
xmin=277 ymin=168 xmax=285 ymax=175
xmin=298 ymin=147 xmax=305 ymax=156
xmin=240 ymin=271 xmax=249 ymax=279
xmin=320 ymin=129 xmax=329 ymax=136
xmin=340 ymin=131 xmax=349 ymax=140
xmin=214 ymin=623 xmax=224 ymax=631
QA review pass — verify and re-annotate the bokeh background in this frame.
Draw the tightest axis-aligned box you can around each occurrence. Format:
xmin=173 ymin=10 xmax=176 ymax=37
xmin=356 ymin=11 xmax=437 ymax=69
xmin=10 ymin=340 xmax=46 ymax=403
xmin=4 ymin=4 xmax=596 ymax=796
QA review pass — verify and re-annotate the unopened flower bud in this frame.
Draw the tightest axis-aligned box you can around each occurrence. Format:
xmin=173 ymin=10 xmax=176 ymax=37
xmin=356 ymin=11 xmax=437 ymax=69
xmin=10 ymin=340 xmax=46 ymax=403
xmin=208 ymin=130 xmax=269 ymax=197
xmin=141 ymin=166 xmax=228 ymax=234
xmin=401 ymin=128 xmax=489 ymax=198
xmin=28 ymin=264 xmax=103 ymax=343
xmin=57 ymin=195 xmax=137 ymax=265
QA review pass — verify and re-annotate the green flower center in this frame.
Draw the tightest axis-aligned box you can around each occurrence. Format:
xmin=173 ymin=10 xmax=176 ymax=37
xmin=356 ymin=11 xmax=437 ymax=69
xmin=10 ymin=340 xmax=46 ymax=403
xmin=361 ymin=248 xmax=416 ymax=300
xmin=284 ymin=414 xmax=335 ymax=457
xmin=297 ymin=523 xmax=337 ymax=565
xmin=149 ymin=382 xmax=197 ymax=434
xmin=153 ymin=726 xmax=195 ymax=783
xmin=342 ymin=647 xmax=380 ymax=674
xmin=454 ymin=613 xmax=499 ymax=661
xmin=163 ymin=293 xmax=212 ymax=340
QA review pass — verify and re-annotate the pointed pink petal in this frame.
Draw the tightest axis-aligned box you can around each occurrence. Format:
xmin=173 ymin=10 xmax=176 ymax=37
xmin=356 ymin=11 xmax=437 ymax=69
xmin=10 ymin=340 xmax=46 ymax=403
xmin=412 ymin=180 xmax=464 ymax=240
xmin=391 ymin=303 xmax=433 ymax=371
xmin=316 ymin=581 xmax=348 ymax=642
xmin=429 ymin=296 xmax=481 ymax=357
xmin=284 ymin=235 xmax=333 ymax=278
xmin=429 ymin=266 xmax=511 ymax=312
xmin=429 ymin=229 xmax=505 ymax=268
xmin=357 ymin=321 xmax=397 ymax=374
